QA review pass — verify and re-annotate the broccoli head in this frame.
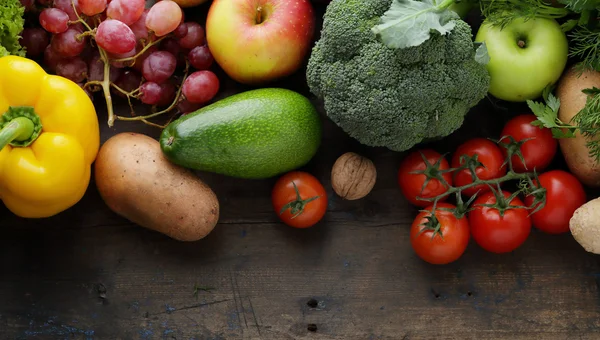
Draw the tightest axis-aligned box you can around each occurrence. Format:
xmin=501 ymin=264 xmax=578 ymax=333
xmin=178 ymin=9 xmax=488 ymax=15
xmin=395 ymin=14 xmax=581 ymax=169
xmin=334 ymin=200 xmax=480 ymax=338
xmin=306 ymin=0 xmax=490 ymax=152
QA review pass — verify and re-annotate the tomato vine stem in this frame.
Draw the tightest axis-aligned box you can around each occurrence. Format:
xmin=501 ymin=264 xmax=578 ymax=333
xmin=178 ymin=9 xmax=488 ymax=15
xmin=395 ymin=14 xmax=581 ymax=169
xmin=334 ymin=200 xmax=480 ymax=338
xmin=413 ymin=138 xmax=547 ymax=218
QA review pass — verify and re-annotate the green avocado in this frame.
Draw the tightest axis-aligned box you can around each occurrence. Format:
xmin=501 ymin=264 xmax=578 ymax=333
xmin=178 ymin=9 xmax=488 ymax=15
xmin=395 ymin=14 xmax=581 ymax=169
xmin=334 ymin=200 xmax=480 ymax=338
xmin=159 ymin=88 xmax=322 ymax=179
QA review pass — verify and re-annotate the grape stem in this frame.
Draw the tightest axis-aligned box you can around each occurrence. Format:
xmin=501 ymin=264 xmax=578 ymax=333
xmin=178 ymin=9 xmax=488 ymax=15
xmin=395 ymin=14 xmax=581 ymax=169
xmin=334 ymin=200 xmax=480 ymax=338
xmin=77 ymin=30 xmax=96 ymax=41
xmin=70 ymin=1 xmax=93 ymax=32
xmin=112 ymin=36 xmax=168 ymax=66
xmin=83 ymin=80 xmax=103 ymax=89
xmin=99 ymin=48 xmax=117 ymax=127
xmin=110 ymin=83 xmax=141 ymax=116
xmin=116 ymin=60 xmax=191 ymax=125
xmin=69 ymin=0 xmax=188 ymax=128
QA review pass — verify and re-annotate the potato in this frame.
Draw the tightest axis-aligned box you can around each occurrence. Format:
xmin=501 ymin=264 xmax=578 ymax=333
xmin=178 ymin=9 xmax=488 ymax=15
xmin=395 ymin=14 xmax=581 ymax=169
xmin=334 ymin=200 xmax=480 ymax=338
xmin=570 ymin=197 xmax=600 ymax=254
xmin=94 ymin=132 xmax=219 ymax=241
xmin=556 ymin=66 xmax=600 ymax=187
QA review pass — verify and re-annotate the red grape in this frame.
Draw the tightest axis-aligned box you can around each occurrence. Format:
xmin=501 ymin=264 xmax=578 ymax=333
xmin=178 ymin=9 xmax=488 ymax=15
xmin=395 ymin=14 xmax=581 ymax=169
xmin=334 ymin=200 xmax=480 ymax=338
xmin=173 ymin=23 xmax=188 ymax=39
xmin=56 ymin=57 xmax=88 ymax=83
xmin=106 ymin=0 xmax=145 ymax=26
xmin=39 ymin=8 xmax=70 ymax=34
xmin=188 ymin=45 xmax=214 ymax=70
xmin=114 ymin=69 xmax=142 ymax=97
xmin=80 ymin=0 xmax=107 ymax=16
xmin=20 ymin=28 xmax=50 ymax=58
xmin=54 ymin=0 xmax=81 ymax=21
xmin=177 ymin=98 xmax=203 ymax=114
xmin=79 ymin=43 xmax=95 ymax=63
xmin=51 ymin=27 xmax=87 ymax=57
xmin=157 ymin=81 xmax=176 ymax=106
xmin=131 ymin=44 xmax=158 ymax=72
xmin=182 ymin=70 xmax=219 ymax=104
xmin=96 ymin=19 xmax=137 ymax=54
xmin=139 ymin=82 xmax=162 ymax=105
xmin=129 ymin=9 xmax=150 ymax=41
xmin=88 ymin=54 xmax=122 ymax=82
xmin=108 ymin=47 xmax=137 ymax=68
xmin=44 ymin=45 xmax=67 ymax=72
xmin=146 ymin=0 xmax=183 ymax=37
xmin=142 ymin=51 xmax=177 ymax=84
xmin=20 ymin=0 xmax=35 ymax=11
xmin=37 ymin=0 xmax=53 ymax=5
xmin=160 ymin=38 xmax=181 ymax=58
xmin=177 ymin=22 xmax=205 ymax=50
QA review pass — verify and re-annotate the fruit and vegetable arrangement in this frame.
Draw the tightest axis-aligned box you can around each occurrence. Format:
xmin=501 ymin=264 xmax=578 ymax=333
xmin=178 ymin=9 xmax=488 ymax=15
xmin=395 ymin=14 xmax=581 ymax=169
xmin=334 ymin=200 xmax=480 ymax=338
xmin=4 ymin=0 xmax=600 ymax=264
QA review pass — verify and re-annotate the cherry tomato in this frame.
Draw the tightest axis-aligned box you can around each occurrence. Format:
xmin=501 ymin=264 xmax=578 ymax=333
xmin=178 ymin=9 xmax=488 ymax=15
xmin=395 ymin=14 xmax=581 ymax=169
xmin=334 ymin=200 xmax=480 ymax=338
xmin=451 ymin=138 xmax=507 ymax=197
xmin=468 ymin=190 xmax=531 ymax=253
xmin=524 ymin=170 xmax=587 ymax=234
xmin=499 ymin=114 xmax=557 ymax=173
xmin=398 ymin=149 xmax=452 ymax=207
xmin=410 ymin=203 xmax=470 ymax=265
xmin=271 ymin=171 xmax=328 ymax=228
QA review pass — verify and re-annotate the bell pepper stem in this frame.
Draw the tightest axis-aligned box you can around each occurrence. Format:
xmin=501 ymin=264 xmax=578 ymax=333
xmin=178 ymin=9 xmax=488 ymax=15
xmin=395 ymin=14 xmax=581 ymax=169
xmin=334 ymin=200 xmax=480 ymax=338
xmin=0 ymin=106 xmax=43 ymax=149
xmin=0 ymin=117 xmax=35 ymax=150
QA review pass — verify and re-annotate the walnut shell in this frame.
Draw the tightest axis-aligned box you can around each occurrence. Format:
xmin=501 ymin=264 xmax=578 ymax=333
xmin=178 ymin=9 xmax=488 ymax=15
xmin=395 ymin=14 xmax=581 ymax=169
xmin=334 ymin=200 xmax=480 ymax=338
xmin=331 ymin=152 xmax=377 ymax=200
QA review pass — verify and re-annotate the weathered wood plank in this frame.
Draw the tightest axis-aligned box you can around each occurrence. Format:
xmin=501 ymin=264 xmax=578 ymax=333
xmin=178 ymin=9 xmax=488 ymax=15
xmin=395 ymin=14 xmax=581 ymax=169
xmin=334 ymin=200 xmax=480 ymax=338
xmin=2 ymin=3 xmax=600 ymax=340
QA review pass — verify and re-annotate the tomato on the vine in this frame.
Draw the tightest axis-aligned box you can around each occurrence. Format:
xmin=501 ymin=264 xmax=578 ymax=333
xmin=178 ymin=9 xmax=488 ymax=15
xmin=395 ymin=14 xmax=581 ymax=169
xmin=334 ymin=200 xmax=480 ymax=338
xmin=271 ymin=171 xmax=328 ymax=228
xmin=451 ymin=138 xmax=507 ymax=197
xmin=410 ymin=203 xmax=470 ymax=265
xmin=524 ymin=170 xmax=587 ymax=234
xmin=468 ymin=190 xmax=531 ymax=253
xmin=398 ymin=149 xmax=453 ymax=207
xmin=499 ymin=114 xmax=557 ymax=173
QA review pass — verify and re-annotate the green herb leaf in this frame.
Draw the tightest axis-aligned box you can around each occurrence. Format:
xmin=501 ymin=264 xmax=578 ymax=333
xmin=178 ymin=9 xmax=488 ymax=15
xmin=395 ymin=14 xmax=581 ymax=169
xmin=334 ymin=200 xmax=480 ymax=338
xmin=561 ymin=19 xmax=579 ymax=32
xmin=552 ymin=128 xmax=576 ymax=138
xmin=527 ymin=99 xmax=556 ymax=128
xmin=371 ymin=0 xmax=458 ymax=49
xmin=474 ymin=42 xmax=490 ymax=65
xmin=568 ymin=27 xmax=600 ymax=73
xmin=480 ymin=0 xmax=570 ymax=29
xmin=0 ymin=0 xmax=26 ymax=58
xmin=546 ymin=92 xmax=561 ymax=112
xmin=572 ymin=91 xmax=600 ymax=162
xmin=526 ymin=90 xmax=578 ymax=139
xmin=552 ymin=128 xmax=575 ymax=139
xmin=582 ymin=86 xmax=600 ymax=96
xmin=556 ymin=0 xmax=600 ymax=12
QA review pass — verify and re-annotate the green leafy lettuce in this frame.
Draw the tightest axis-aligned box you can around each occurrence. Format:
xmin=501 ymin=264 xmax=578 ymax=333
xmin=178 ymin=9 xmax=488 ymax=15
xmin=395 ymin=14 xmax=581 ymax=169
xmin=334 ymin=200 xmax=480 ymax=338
xmin=0 ymin=0 xmax=25 ymax=58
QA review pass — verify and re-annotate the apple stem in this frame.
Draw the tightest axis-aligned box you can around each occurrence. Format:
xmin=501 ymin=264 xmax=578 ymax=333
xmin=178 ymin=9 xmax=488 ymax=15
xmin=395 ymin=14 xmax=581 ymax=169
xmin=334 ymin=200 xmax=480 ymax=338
xmin=517 ymin=40 xmax=526 ymax=48
xmin=256 ymin=6 xmax=263 ymax=24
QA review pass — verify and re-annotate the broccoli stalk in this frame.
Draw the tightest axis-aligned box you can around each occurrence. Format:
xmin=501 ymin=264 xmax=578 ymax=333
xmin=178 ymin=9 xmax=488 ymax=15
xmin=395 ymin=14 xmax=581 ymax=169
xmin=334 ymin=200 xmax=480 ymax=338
xmin=306 ymin=0 xmax=490 ymax=152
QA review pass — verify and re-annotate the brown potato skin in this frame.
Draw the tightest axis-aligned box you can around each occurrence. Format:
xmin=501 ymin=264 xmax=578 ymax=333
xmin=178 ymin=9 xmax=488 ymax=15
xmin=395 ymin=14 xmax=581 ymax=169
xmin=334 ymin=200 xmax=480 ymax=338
xmin=94 ymin=132 xmax=220 ymax=241
xmin=557 ymin=66 xmax=600 ymax=187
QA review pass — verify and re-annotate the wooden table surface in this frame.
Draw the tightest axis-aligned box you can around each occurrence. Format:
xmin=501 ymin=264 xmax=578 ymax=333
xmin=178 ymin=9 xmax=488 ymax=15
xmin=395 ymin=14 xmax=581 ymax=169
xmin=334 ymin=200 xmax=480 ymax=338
xmin=2 ymin=3 xmax=600 ymax=340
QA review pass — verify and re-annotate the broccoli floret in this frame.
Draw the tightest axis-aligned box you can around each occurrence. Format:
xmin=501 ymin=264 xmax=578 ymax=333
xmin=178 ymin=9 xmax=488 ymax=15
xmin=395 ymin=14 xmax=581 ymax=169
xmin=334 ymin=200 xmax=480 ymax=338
xmin=306 ymin=0 xmax=490 ymax=152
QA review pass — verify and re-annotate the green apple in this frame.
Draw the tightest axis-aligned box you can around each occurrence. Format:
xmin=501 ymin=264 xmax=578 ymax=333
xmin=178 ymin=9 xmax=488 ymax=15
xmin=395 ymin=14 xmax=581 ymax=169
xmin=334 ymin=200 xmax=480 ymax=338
xmin=475 ymin=17 xmax=569 ymax=102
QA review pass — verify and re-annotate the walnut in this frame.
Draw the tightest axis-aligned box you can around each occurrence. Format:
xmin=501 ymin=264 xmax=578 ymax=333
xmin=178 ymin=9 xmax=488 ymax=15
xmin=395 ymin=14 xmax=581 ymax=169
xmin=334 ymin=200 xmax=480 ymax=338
xmin=331 ymin=152 xmax=377 ymax=200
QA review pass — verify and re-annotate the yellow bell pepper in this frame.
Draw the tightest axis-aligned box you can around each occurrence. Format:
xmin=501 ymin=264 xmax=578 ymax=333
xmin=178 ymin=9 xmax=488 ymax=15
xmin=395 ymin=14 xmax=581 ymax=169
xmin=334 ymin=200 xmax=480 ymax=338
xmin=0 ymin=55 xmax=100 ymax=218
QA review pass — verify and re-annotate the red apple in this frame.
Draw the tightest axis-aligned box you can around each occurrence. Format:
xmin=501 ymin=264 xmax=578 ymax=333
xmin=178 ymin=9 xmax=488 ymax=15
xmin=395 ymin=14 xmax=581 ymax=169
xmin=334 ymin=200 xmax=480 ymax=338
xmin=205 ymin=0 xmax=316 ymax=85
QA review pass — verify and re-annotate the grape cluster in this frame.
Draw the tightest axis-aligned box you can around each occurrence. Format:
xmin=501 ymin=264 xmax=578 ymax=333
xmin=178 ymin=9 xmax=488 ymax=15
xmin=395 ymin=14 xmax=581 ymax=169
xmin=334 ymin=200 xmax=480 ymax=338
xmin=19 ymin=0 xmax=220 ymax=127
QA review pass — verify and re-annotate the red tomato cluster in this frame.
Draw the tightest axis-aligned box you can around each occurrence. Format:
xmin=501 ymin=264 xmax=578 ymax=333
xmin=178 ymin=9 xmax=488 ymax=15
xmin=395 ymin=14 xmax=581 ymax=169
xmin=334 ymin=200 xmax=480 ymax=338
xmin=399 ymin=114 xmax=587 ymax=264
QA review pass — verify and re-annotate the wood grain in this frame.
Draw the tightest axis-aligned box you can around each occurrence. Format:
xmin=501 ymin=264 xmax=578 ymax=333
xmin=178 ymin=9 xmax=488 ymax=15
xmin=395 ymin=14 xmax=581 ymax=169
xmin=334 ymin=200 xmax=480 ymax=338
xmin=2 ymin=3 xmax=600 ymax=340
